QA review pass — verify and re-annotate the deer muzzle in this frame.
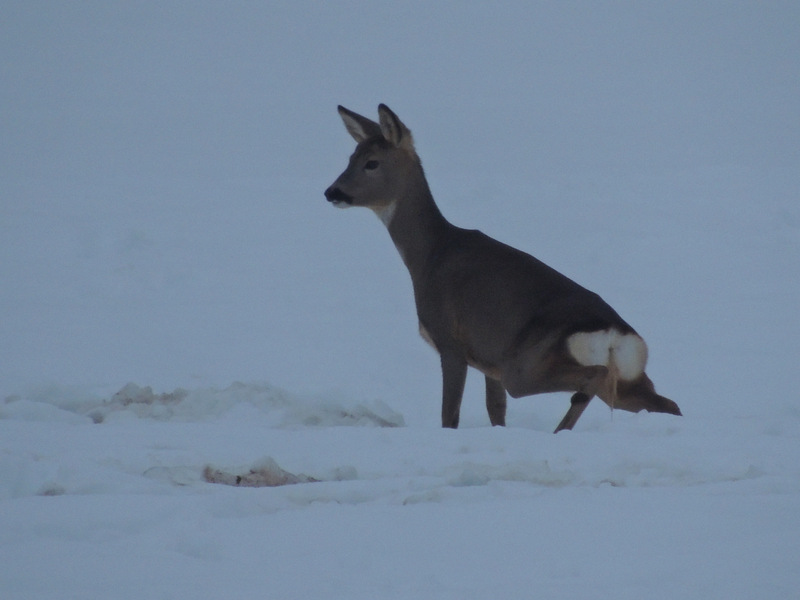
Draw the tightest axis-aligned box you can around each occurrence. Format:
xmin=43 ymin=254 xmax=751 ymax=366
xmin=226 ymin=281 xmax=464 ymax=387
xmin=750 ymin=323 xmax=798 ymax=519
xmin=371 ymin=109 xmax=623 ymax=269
xmin=324 ymin=186 xmax=353 ymax=205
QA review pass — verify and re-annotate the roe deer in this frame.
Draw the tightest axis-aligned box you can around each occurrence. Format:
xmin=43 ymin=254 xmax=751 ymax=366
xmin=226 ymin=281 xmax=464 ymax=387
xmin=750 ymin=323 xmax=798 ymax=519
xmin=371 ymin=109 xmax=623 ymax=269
xmin=324 ymin=104 xmax=681 ymax=432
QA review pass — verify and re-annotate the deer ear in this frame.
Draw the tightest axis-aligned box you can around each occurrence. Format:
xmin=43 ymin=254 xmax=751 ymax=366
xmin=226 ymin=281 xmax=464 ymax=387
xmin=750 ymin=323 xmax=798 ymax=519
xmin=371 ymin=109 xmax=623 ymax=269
xmin=378 ymin=104 xmax=414 ymax=151
xmin=338 ymin=106 xmax=382 ymax=143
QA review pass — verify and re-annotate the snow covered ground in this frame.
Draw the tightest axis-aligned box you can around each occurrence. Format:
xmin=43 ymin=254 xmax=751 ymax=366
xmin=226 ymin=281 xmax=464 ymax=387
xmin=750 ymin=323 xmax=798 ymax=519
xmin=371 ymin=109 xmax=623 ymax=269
xmin=2 ymin=3 xmax=799 ymax=598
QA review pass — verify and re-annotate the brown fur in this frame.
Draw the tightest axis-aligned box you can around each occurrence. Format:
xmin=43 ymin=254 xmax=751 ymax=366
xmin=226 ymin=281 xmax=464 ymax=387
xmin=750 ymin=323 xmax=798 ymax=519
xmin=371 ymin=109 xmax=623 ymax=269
xmin=325 ymin=105 xmax=681 ymax=432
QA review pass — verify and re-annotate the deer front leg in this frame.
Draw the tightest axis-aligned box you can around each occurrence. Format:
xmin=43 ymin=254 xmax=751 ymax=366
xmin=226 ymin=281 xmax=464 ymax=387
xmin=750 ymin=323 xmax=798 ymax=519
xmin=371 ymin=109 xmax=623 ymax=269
xmin=485 ymin=376 xmax=507 ymax=426
xmin=440 ymin=353 xmax=468 ymax=428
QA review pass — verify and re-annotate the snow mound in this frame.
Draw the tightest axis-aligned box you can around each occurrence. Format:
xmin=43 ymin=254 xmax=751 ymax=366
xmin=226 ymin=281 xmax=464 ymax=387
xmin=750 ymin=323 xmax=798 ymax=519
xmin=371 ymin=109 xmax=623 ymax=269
xmin=4 ymin=382 xmax=405 ymax=429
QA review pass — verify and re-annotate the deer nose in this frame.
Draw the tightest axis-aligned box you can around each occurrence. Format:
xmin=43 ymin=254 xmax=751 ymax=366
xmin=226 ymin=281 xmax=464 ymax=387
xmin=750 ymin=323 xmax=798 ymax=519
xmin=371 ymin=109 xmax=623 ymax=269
xmin=324 ymin=186 xmax=353 ymax=204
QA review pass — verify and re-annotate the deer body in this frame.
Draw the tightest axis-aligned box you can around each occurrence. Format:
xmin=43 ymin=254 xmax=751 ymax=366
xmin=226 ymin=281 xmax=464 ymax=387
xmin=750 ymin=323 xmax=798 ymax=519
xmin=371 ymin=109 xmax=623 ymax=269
xmin=325 ymin=104 xmax=681 ymax=432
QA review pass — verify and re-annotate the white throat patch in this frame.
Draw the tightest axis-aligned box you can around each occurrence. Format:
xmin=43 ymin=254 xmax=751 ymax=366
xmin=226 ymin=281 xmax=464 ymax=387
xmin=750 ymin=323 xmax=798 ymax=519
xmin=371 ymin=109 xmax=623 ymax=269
xmin=373 ymin=202 xmax=398 ymax=228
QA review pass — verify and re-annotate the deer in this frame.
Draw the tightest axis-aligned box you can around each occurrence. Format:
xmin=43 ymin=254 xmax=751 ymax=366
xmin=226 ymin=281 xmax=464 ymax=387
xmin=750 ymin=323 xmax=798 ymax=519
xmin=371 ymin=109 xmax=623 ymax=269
xmin=324 ymin=104 xmax=681 ymax=433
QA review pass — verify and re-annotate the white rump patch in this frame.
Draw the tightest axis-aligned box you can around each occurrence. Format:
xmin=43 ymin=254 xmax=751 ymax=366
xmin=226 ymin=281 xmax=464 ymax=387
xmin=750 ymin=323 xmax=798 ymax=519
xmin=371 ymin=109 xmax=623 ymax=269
xmin=566 ymin=329 xmax=648 ymax=381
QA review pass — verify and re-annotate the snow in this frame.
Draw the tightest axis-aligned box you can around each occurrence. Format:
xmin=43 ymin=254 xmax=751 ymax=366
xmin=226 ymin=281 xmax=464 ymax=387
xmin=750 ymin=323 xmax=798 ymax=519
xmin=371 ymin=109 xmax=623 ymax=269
xmin=2 ymin=3 xmax=799 ymax=598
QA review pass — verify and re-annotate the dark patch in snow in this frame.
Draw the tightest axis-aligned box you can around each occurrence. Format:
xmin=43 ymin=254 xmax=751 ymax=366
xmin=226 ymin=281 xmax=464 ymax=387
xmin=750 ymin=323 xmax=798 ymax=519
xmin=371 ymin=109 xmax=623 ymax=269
xmin=203 ymin=458 xmax=318 ymax=487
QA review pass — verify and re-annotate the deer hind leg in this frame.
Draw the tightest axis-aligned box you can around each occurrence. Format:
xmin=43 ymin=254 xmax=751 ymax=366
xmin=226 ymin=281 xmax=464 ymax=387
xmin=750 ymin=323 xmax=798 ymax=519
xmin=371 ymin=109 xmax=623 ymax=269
xmin=554 ymin=392 xmax=592 ymax=433
xmin=502 ymin=358 xmax=609 ymax=433
xmin=552 ymin=364 xmax=609 ymax=433
xmin=485 ymin=376 xmax=507 ymax=426
xmin=604 ymin=372 xmax=682 ymax=416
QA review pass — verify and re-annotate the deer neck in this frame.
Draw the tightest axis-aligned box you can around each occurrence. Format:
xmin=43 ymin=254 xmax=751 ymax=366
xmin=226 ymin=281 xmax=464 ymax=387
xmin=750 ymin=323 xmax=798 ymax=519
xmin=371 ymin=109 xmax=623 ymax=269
xmin=378 ymin=173 xmax=450 ymax=279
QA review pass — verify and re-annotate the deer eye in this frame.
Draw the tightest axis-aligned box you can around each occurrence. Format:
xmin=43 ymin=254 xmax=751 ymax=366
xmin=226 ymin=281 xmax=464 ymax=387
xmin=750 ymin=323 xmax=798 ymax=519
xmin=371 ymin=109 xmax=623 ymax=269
xmin=364 ymin=160 xmax=380 ymax=171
